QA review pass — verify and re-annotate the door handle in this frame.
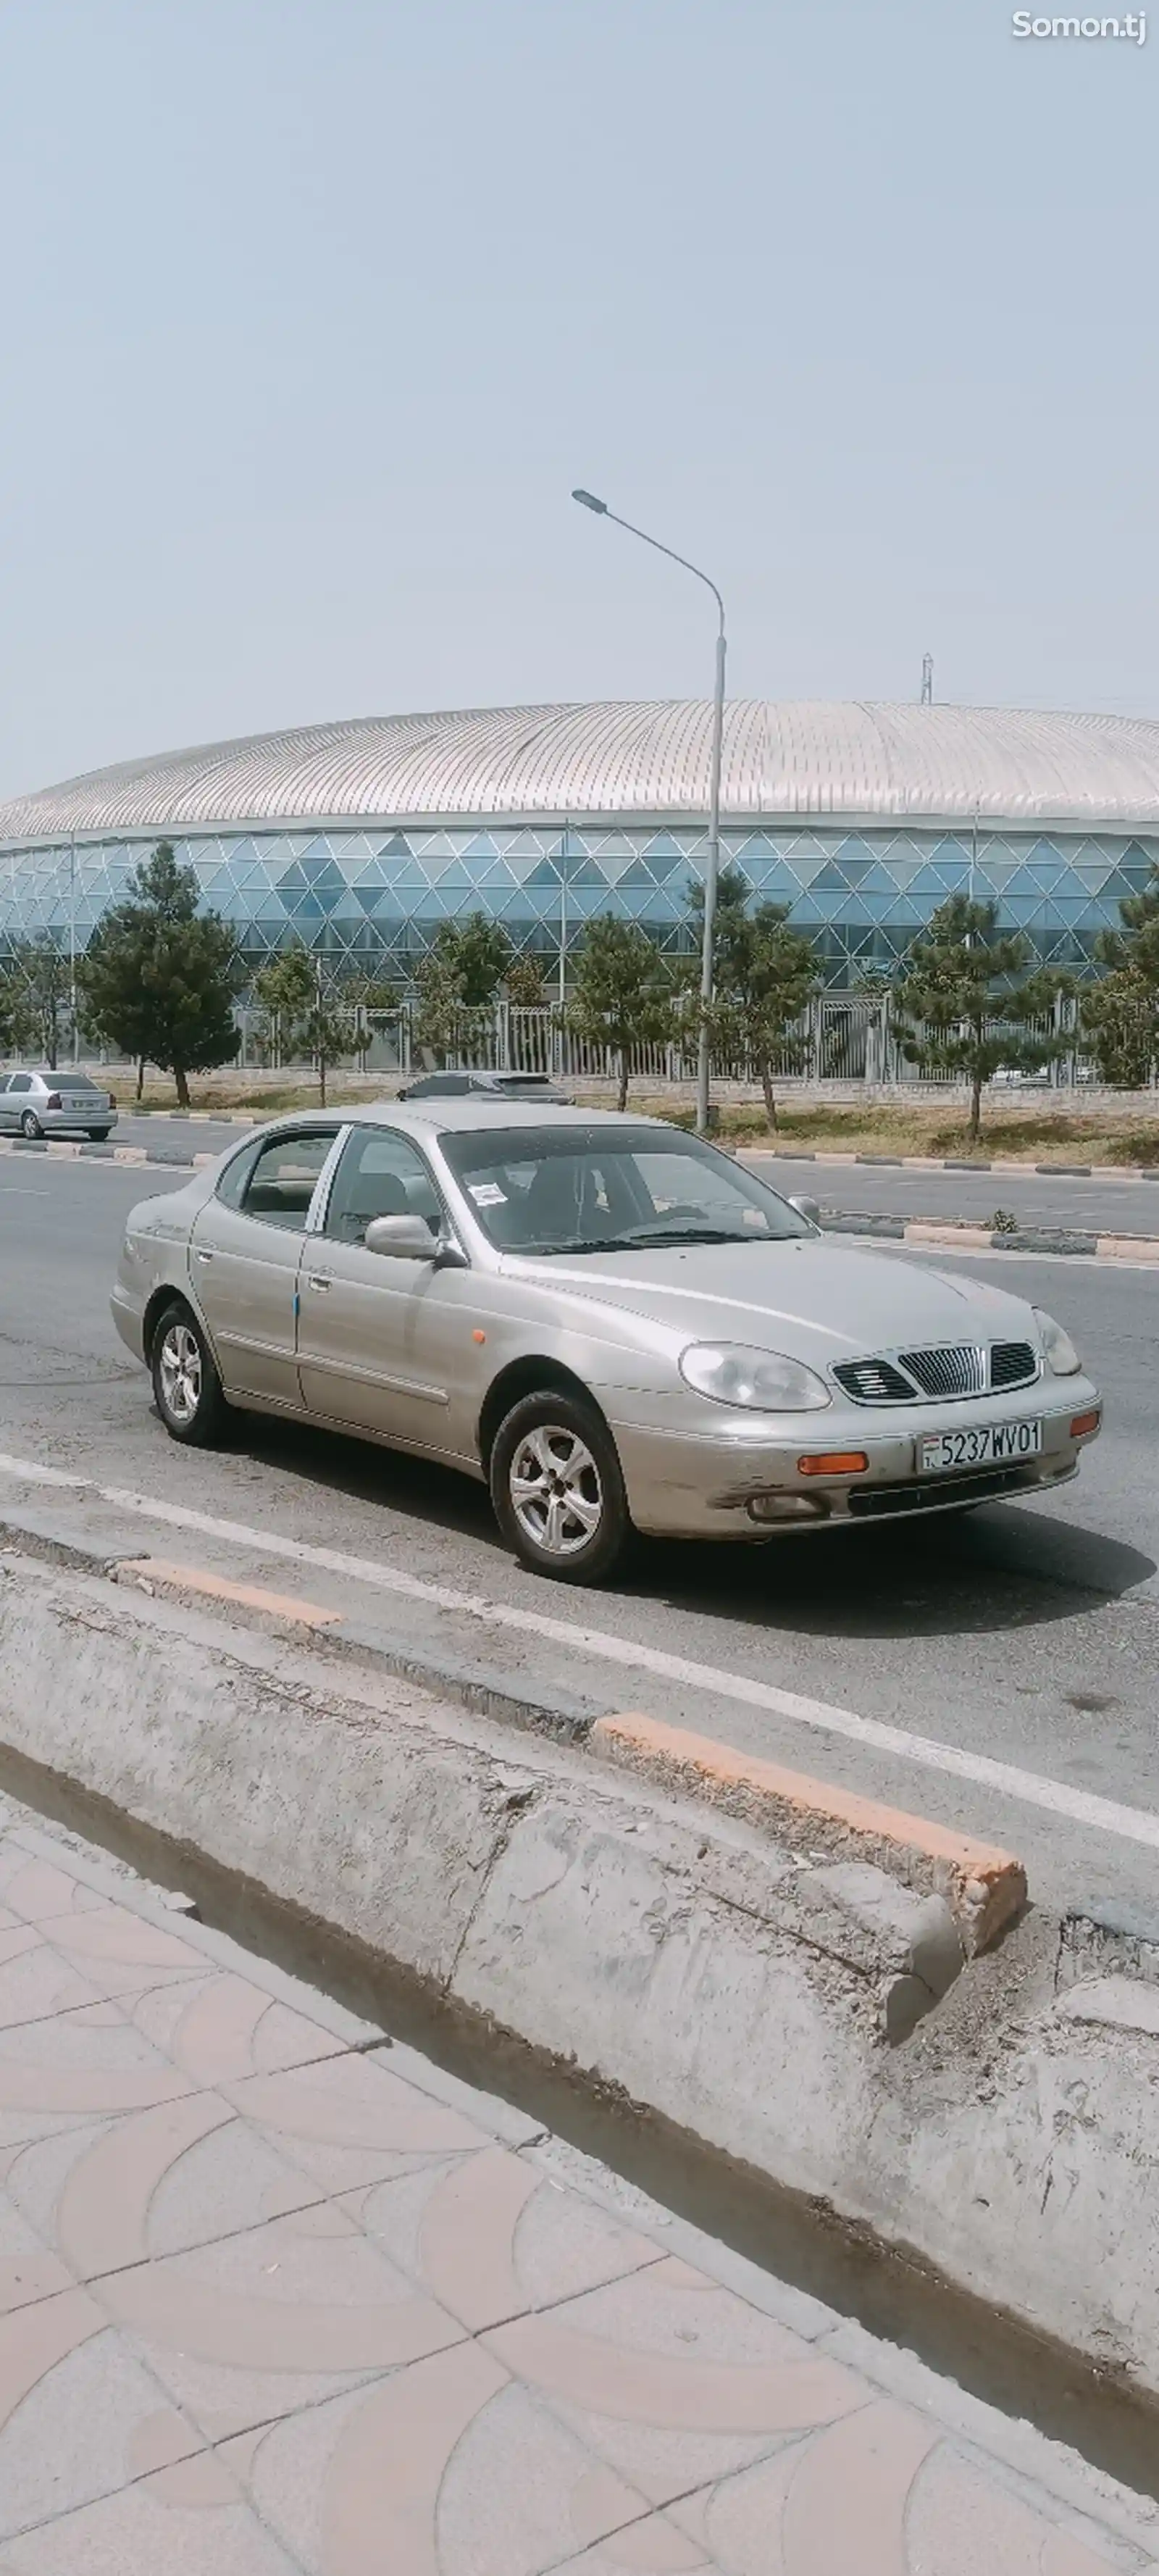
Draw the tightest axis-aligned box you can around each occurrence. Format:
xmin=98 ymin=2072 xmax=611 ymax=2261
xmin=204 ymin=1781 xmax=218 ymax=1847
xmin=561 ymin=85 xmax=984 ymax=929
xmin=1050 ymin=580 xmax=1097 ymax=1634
xmin=195 ymin=1248 xmax=214 ymax=1263
xmin=306 ymin=1273 xmax=331 ymax=1291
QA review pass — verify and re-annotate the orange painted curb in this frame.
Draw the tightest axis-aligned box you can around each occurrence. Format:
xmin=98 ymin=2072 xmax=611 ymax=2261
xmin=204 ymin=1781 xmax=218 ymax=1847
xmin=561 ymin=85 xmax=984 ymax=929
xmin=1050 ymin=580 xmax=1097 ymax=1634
xmin=591 ymin=1710 xmax=1026 ymax=1954
xmin=114 ymin=1558 xmax=341 ymax=1631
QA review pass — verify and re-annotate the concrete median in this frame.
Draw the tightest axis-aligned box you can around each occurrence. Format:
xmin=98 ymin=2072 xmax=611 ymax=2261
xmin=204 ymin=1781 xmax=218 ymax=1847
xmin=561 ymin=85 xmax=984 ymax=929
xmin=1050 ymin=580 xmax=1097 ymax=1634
xmin=1 ymin=1534 xmax=1159 ymax=2401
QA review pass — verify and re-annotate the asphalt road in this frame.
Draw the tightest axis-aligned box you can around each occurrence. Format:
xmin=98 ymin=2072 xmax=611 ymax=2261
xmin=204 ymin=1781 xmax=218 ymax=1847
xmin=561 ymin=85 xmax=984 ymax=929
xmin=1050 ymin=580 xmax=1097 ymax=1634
xmin=94 ymin=1112 xmax=1159 ymax=1236
xmin=2 ymin=1155 xmax=1158 ymax=1925
xmin=745 ymin=1151 xmax=1159 ymax=1238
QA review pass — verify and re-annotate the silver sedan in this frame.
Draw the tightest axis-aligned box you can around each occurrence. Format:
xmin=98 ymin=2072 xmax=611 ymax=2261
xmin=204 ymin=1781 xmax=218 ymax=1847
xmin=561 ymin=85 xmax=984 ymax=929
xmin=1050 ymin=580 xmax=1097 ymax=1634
xmin=0 ymin=1069 xmax=118 ymax=1141
xmin=110 ymin=1100 xmax=1102 ymax=1583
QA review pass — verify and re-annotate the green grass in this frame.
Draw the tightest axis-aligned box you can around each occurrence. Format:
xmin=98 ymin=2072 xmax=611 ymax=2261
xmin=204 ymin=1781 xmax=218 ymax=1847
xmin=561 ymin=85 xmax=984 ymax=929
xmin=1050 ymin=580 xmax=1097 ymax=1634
xmin=104 ymin=1072 xmax=1159 ymax=1166
xmin=634 ymin=1097 xmax=1159 ymax=1165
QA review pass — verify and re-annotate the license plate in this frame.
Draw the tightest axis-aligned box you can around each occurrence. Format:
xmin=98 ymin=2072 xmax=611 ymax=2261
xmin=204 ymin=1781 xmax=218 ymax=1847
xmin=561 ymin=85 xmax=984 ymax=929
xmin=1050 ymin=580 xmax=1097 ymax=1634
xmin=919 ymin=1419 xmax=1042 ymax=1475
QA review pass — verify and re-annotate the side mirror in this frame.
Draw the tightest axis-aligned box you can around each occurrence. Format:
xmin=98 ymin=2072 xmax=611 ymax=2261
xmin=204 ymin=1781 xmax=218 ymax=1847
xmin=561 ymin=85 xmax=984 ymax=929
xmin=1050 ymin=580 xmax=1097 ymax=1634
xmin=788 ymin=1194 xmax=821 ymax=1227
xmin=364 ymin=1214 xmax=438 ymax=1261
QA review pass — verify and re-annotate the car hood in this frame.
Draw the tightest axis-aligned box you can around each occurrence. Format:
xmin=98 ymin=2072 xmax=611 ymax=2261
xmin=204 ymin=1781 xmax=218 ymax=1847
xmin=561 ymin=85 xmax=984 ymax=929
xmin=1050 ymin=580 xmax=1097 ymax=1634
xmin=503 ymin=1236 xmax=1039 ymax=1364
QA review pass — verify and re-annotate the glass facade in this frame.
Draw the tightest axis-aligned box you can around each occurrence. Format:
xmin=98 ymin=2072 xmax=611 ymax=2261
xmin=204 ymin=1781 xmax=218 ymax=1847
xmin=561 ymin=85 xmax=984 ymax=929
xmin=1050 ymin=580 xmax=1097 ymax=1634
xmin=2 ymin=818 xmax=1155 ymax=985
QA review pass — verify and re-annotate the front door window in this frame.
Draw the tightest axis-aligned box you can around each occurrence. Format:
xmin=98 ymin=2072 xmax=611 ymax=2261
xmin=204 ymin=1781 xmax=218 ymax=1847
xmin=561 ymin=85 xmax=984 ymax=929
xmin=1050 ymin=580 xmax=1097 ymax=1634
xmin=321 ymin=1127 xmax=445 ymax=1245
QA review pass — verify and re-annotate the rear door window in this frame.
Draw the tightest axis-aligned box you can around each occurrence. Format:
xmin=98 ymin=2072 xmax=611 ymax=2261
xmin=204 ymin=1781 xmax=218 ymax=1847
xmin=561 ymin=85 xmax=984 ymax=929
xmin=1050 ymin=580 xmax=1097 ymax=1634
xmin=235 ymin=1132 xmax=335 ymax=1230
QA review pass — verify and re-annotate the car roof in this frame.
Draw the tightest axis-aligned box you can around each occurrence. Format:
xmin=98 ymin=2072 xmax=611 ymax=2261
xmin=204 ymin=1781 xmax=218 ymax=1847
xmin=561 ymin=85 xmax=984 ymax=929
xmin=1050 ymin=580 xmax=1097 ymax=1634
xmin=403 ymin=1097 xmax=669 ymax=1133
xmin=255 ymin=1098 xmax=671 ymax=1141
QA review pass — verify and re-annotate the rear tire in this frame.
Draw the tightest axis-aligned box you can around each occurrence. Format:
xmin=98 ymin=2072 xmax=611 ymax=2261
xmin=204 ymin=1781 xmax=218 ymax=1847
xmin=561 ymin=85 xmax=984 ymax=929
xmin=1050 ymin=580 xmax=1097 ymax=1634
xmin=150 ymin=1301 xmax=229 ymax=1447
xmin=20 ymin=1110 xmax=42 ymax=1139
xmin=86 ymin=1127 xmax=110 ymax=1142
xmin=490 ymin=1388 xmax=631 ymax=1584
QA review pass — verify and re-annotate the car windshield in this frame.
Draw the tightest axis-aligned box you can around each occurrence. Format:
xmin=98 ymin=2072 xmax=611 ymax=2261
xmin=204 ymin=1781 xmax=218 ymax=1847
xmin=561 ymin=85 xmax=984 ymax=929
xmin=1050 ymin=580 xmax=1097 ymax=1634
xmin=35 ymin=1071 xmax=101 ymax=1089
xmin=440 ymin=1125 xmax=811 ymax=1256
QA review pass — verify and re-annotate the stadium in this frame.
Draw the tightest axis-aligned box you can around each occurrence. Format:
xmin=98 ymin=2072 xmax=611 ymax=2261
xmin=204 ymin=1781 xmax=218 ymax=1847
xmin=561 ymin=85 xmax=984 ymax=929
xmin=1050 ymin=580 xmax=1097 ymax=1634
xmin=1 ymin=697 xmax=1158 ymax=989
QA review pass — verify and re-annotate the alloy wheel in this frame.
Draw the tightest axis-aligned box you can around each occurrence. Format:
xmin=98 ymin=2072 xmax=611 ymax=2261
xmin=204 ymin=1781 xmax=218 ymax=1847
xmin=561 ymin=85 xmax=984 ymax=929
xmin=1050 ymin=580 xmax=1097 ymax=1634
xmin=158 ymin=1322 xmax=202 ymax=1427
xmin=508 ymin=1424 xmax=604 ymax=1559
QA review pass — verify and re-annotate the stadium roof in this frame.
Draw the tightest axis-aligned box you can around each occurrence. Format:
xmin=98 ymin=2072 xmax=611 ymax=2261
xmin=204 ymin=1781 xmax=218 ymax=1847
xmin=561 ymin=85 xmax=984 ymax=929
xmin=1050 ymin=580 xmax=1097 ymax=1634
xmin=4 ymin=699 xmax=1159 ymax=841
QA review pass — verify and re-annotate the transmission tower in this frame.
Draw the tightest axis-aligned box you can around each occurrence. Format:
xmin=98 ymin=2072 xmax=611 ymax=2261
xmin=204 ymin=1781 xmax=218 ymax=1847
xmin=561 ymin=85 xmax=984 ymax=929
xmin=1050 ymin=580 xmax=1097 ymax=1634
xmin=920 ymin=654 xmax=934 ymax=706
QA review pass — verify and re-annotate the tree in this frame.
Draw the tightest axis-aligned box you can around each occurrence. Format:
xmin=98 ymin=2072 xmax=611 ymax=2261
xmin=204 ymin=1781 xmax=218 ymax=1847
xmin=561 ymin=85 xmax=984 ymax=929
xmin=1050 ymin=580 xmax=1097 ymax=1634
xmin=254 ymin=942 xmax=348 ymax=1103
xmin=1081 ymin=861 xmax=1159 ymax=1085
xmin=341 ymin=968 xmax=399 ymax=1072
xmin=254 ymin=946 xmax=312 ymax=1068
xmin=80 ymin=842 xmax=242 ymax=1109
xmin=414 ymin=913 xmax=514 ymax=1066
xmin=891 ymin=895 xmax=1071 ymax=1144
xmin=1080 ymin=967 xmax=1158 ymax=1089
xmin=567 ymin=916 xmax=676 ymax=1112
xmin=685 ymin=867 xmax=819 ymax=1130
xmin=1 ymin=935 xmax=71 ymax=1067
xmin=505 ymin=954 xmax=548 ymax=1009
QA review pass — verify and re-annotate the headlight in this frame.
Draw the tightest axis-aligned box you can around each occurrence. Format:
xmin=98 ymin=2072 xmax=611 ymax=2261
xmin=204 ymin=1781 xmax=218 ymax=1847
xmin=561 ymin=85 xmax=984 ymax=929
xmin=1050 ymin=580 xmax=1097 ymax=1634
xmin=1034 ymin=1307 xmax=1081 ymax=1376
xmin=679 ymin=1343 xmax=831 ymax=1412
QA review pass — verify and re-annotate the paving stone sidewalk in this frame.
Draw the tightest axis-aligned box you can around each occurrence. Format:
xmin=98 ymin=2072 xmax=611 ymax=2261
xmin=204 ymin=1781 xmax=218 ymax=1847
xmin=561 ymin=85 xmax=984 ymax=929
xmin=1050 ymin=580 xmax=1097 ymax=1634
xmin=0 ymin=1795 xmax=1156 ymax=2575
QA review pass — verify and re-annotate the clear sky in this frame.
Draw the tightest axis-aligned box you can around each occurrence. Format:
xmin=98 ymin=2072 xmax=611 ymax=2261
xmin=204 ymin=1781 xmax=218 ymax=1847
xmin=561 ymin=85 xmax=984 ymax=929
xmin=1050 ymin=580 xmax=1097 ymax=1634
xmin=1 ymin=0 xmax=1153 ymax=800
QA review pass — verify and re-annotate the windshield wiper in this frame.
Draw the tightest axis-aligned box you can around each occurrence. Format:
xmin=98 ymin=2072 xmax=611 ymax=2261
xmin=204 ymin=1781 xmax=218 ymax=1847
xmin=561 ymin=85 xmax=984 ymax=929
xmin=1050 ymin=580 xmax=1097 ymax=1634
xmin=519 ymin=1227 xmax=766 ymax=1256
xmin=519 ymin=1235 xmax=643 ymax=1257
xmin=624 ymin=1226 xmax=765 ymax=1247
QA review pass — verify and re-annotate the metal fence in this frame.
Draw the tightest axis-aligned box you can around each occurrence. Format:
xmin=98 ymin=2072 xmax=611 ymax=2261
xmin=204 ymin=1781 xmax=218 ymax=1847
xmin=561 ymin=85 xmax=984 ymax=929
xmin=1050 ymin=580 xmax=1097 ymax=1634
xmin=50 ymin=991 xmax=1155 ymax=1092
xmin=335 ymin=995 xmax=1116 ymax=1091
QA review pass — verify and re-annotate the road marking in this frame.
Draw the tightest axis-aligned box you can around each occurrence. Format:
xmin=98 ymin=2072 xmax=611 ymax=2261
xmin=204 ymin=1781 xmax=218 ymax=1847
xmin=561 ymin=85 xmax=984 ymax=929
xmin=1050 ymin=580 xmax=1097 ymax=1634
xmin=1 ymin=1445 xmax=1158 ymax=1854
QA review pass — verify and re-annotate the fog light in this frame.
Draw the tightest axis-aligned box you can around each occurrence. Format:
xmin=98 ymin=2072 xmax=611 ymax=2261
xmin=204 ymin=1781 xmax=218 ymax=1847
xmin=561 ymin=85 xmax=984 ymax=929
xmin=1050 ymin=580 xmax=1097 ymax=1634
xmin=798 ymin=1451 xmax=869 ymax=1477
xmin=1070 ymin=1408 xmax=1100 ymax=1438
xmin=748 ymin=1493 xmax=829 ymax=1523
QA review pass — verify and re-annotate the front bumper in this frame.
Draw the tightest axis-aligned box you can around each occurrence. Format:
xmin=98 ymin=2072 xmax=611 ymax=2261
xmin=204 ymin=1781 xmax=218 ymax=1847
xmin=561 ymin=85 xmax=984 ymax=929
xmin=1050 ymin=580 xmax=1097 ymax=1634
xmin=609 ymin=1375 xmax=1102 ymax=1540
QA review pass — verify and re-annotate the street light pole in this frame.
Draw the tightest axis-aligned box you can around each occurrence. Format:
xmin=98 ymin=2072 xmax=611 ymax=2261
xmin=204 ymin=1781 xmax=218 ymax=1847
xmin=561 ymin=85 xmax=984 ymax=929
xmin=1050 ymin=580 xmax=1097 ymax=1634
xmin=572 ymin=490 xmax=727 ymax=1136
xmin=68 ymin=834 xmax=78 ymax=1065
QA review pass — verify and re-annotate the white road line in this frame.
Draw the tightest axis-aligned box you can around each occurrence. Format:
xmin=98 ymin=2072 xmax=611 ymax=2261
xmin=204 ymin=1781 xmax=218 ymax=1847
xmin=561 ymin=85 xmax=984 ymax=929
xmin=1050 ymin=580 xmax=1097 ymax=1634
xmin=1 ymin=1445 xmax=1158 ymax=1853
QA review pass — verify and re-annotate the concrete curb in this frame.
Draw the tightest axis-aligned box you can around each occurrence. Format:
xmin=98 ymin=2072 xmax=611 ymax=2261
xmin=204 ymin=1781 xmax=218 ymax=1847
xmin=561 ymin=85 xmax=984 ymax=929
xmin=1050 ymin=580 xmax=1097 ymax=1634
xmin=3 ymin=1541 xmax=1159 ymax=2400
xmin=110 ymin=1554 xmax=1023 ymax=1959
xmin=745 ymin=1147 xmax=1159 ymax=1183
xmin=0 ymin=1136 xmax=210 ymax=1172
xmin=817 ymin=1209 xmax=1159 ymax=1261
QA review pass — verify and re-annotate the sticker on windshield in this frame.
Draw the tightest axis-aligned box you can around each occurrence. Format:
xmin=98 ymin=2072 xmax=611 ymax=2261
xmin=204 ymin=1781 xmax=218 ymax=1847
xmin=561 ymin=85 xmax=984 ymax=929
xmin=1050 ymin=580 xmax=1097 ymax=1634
xmin=469 ymin=1182 xmax=507 ymax=1206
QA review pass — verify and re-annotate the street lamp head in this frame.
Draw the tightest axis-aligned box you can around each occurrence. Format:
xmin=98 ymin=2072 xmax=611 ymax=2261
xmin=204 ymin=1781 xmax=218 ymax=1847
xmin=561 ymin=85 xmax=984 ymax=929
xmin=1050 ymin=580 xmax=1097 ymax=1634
xmin=571 ymin=488 xmax=608 ymax=514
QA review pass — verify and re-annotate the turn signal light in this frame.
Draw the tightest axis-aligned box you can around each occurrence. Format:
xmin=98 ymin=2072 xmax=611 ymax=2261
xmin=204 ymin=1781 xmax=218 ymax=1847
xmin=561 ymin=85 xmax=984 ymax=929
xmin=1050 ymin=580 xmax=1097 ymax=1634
xmin=1070 ymin=1409 xmax=1100 ymax=1438
xmin=798 ymin=1451 xmax=869 ymax=1477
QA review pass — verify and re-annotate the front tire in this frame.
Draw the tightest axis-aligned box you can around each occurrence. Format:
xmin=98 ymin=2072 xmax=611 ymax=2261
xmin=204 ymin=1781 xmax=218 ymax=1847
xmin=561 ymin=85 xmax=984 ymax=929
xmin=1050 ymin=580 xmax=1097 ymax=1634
xmin=490 ymin=1388 xmax=631 ymax=1583
xmin=20 ymin=1110 xmax=43 ymax=1139
xmin=150 ymin=1301 xmax=228 ymax=1447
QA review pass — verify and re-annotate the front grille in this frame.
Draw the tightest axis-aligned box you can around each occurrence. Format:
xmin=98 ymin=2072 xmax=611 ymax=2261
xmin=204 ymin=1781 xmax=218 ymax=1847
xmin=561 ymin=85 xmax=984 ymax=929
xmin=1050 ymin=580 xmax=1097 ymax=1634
xmin=832 ymin=1357 xmax=917 ymax=1404
xmin=989 ymin=1338 xmax=1038 ymax=1390
xmin=834 ymin=1338 xmax=1042 ymax=1406
xmin=897 ymin=1343 xmax=985 ymax=1400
